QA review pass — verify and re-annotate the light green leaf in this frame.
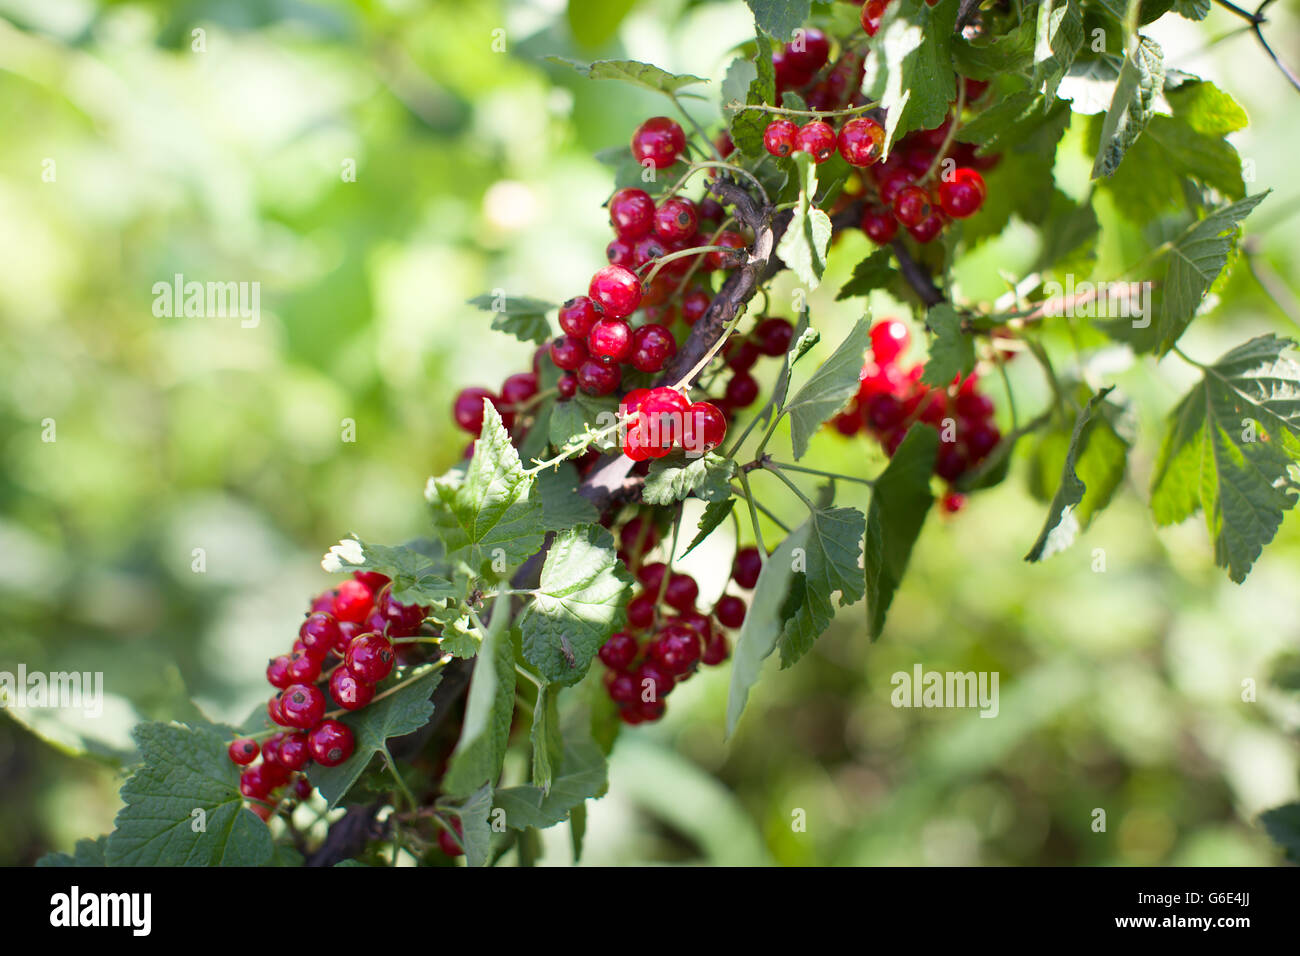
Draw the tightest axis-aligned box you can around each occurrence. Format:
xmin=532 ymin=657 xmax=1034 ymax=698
xmin=468 ymin=293 xmax=554 ymax=345
xmin=1091 ymin=36 xmax=1164 ymax=179
xmin=642 ymin=453 xmax=735 ymax=505
xmin=321 ymin=537 xmax=457 ymax=606
xmin=549 ymin=57 xmax=707 ymax=95
xmin=533 ymin=462 xmax=599 ymax=530
xmin=776 ymin=505 xmax=867 ymax=668
xmin=953 ymin=15 xmax=1037 ymax=79
xmin=1150 ymin=334 xmax=1300 ymax=583
xmin=529 ymin=682 xmax=563 ymax=793
xmin=836 ymin=247 xmax=895 ymax=301
xmin=871 ymin=0 xmax=958 ymax=150
xmin=919 ymin=304 xmax=974 ymax=387
xmin=444 ymin=783 xmax=495 ymax=868
xmin=1034 ymin=0 xmax=1084 ymax=103
xmin=518 ymin=526 xmax=633 ymax=684
xmin=745 ymin=0 xmax=812 ymax=40
xmin=443 ymin=624 xmax=517 ymax=798
xmin=785 ymin=319 xmax=871 ymax=460
xmin=865 ymin=425 xmax=937 ymax=639
xmin=105 ymin=721 xmax=272 ymax=866
xmin=775 ymin=152 xmax=832 ymax=289
xmin=493 ymin=738 xmax=608 ymax=830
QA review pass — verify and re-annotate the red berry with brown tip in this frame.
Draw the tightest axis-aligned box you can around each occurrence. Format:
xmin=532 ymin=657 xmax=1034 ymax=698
xmin=307 ymin=719 xmax=354 ymax=767
xmin=276 ymin=732 xmax=310 ymax=771
xmin=549 ymin=334 xmax=589 ymax=372
xmin=629 ymin=323 xmax=677 ymax=373
xmin=228 ymin=738 xmax=259 ymax=765
xmin=346 ymin=632 xmax=395 ymax=683
xmin=588 ymin=265 xmax=643 ymax=319
xmin=267 ymin=655 xmax=292 ymax=689
xmin=631 ymin=117 xmax=686 ymax=169
xmin=558 ymin=296 xmax=601 ymax=337
xmin=576 ymin=358 xmax=622 ymax=396
xmin=763 ymin=118 xmax=799 ymax=158
xmin=608 ymin=187 xmax=655 ymax=238
xmin=588 ymin=317 xmax=633 ymax=363
xmin=837 ymin=117 xmax=886 ymax=167
xmin=280 ymin=683 xmax=326 ymax=729
xmin=795 ymin=121 xmax=836 ymax=163
xmin=682 ymin=401 xmax=727 ymax=453
xmin=653 ymin=197 xmax=699 ymax=243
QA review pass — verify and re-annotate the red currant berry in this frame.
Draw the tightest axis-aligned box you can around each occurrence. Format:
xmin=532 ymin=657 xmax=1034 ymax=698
xmin=870 ymin=318 xmax=911 ymax=364
xmin=726 ymin=339 xmax=761 ymax=372
xmin=795 ymin=121 xmax=836 ymax=163
xmin=631 ymin=117 xmax=686 ymax=170
xmin=353 ymin=570 xmax=390 ymax=592
xmin=240 ymin=767 xmax=271 ymax=800
xmin=588 ymin=265 xmax=643 ymax=319
xmin=637 ymin=561 xmax=668 ymax=592
xmin=608 ymin=187 xmax=655 ymax=238
xmin=663 ymin=573 xmax=699 ymax=612
xmin=763 ymin=118 xmax=800 ymax=158
xmin=280 ymin=683 xmax=326 ymax=729
xmin=837 ymin=117 xmax=886 ymax=167
xmin=332 ymin=579 xmax=374 ymax=624
xmin=285 ymin=651 xmax=321 ymax=684
xmin=701 ymin=630 xmax=731 ymax=665
xmin=346 ymin=633 xmax=395 ymax=683
xmin=637 ymin=698 xmax=667 ymax=722
xmin=935 ymin=442 xmax=968 ymax=481
xmin=293 ymin=777 xmax=313 ymax=800
xmin=298 ymin=612 xmax=339 ymax=659
xmin=732 ymin=547 xmax=762 ymax=588
xmin=588 ymin=317 xmax=633 ymax=363
xmin=598 ymin=632 xmax=639 ymax=671
xmin=607 ymin=671 xmax=639 ymax=704
xmin=681 ymin=289 xmax=710 ymax=325
xmin=268 ymin=693 xmax=291 ymax=727
xmin=785 ymin=27 xmax=830 ymax=75
xmin=576 ymin=358 xmax=622 ymax=396
xmin=437 ymin=818 xmax=464 ymax=856
xmin=629 ymin=323 xmax=677 ymax=373
xmin=650 ymin=624 xmax=701 ymax=675
xmin=891 ymin=185 xmax=933 ymax=228
xmin=307 ymin=719 xmax=355 ymax=767
xmin=228 ymin=738 xmax=259 ymax=765
xmin=606 ymin=236 xmax=636 ymax=268
xmin=378 ymin=588 xmax=428 ymax=638
xmin=724 ymin=370 xmax=760 ymax=407
xmin=956 ymin=389 xmax=995 ymax=420
xmin=965 ymin=421 xmax=1001 ymax=460
xmin=329 ymin=667 xmax=375 ymax=711
xmin=276 ymin=732 xmax=310 ymax=771
xmin=937 ymin=168 xmax=986 ymax=219
xmin=333 ymin=620 xmax=360 ymax=655
xmin=754 ymin=317 xmax=794 ymax=357
xmin=861 ymin=205 xmax=899 ymax=244
xmin=557 ymin=373 xmax=578 ymax=399
xmin=941 ymin=491 xmax=967 ymax=514
xmin=877 ymin=169 xmax=915 ymax=206
xmin=715 ymin=595 xmax=746 ymax=629
xmin=627 ymin=592 xmax=656 ymax=630
xmin=906 ymin=211 xmax=945 ymax=244
xmin=558 ymin=296 xmax=601 ymax=338
xmin=653 ymin=197 xmax=699 ymax=243
xmin=635 ymin=661 xmax=675 ymax=700
xmin=266 ymin=655 xmax=292 ymax=689
xmin=861 ymin=0 xmax=889 ymax=37
xmin=500 ymin=372 xmax=539 ymax=409
xmin=682 ymin=401 xmax=727 ymax=453
xmin=706 ymin=231 xmax=747 ymax=270
xmin=452 ymin=387 xmax=496 ymax=435
xmin=550 ymin=334 xmax=589 ymax=372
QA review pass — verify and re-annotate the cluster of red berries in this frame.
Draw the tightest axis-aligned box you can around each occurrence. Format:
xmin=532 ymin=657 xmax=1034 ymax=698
xmin=763 ymin=115 xmax=885 ymax=168
xmin=830 ymin=318 xmax=1000 ymax=512
xmin=618 ymin=386 xmax=727 ymax=461
xmin=227 ymin=571 xmax=430 ymax=819
xmin=452 ymin=371 xmax=539 ymax=438
xmin=596 ymin=518 xmax=760 ymax=724
xmin=771 ymin=27 xmax=867 ymax=112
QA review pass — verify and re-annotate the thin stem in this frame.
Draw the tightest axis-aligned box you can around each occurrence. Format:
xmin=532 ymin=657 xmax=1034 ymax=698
xmin=671 ymin=93 xmax=722 ymax=161
xmin=321 ymin=657 xmax=450 ymax=720
xmin=765 ymin=461 xmax=875 ymax=486
xmin=763 ymin=462 xmax=817 ymax=510
xmin=725 ymin=99 xmax=880 ymax=118
xmin=1171 ymin=345 xmax=1207 ymax=370
xmin=672 ymin=310 xmax=747 ymax=391
xmin=640 ymin=244 xmax=736 ymax=287
xmin=736 ymin=469 xmax=769 ymax=564
xmin=921 ymin=81 xmax=965 ymax=184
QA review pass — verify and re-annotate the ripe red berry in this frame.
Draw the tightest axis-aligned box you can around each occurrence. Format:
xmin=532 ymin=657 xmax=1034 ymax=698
xmin=837 ymin=117 xmax=886 ymax=167
xmin=353 ymin=570 xmax=390 ymax=592
xmin=606 ymin=236 xmax=636 ymax=268
xmin=228 ymin=738 xmax=259 ymax=765
xmin=636 ymin=561 xmax=668 ymax=592
xmin=293 ymin=777 xmax=313 ymax=800
xmin=588 ymin=265 xmax=643 ymax=319
xmin=870 ymin=318 xmax=911 ymax=364
xmin=965 ymin=420 xmax=1001 ymax=460
xmin=795 ymin=121 xmax=836 ymax=163
xmin=635 ymin=661 xmax=675 ymax=700
xmin=452 ymin=387 xmax=496 ymax=435
xmin=877 ymin=169 xmax=915 ymax=206
xmin=650 ymin=624 xmax=701 ymax=674
xmin=906 ymin=212 xmax=945 ymax=243
xmin=724 ymin=370 xmax=760 ymax=407
xmin=727 ymin=339 xmax=761 ymax=372
xmin=891 ymin=185 xmax=934 ymax=228
xmin=701 ymin=630 xmax=731 ymax=665
xmin=935 ymin=442 xmax=968 ymax=481
xmin=627 ymin=592 xmax=656 ymax=630
xmin=576 ymin=358 xmax=622 ymax=396
xmin=557 ymin=373 xmax=578 ymax=399
xmin=588 ymin=317 xmax=634 ymax=363
xmin=377 ymin=587 xmax=427 ymax=638
xmin=549 ymin=334 xmax=589 ymax=371
xmin=286 ymin=651 xmax=321 ymax=684
xmin=682 ymin=401 xmax=727 ymax=453
xmin=607 ymin=671 xmax=639 ymax=704
xmin=307 ymin=719 xmax=355 ymax=767
xmin=266 ymin=655 xmax=292 ymax=689
xmin=653 ymin=197 xmax=699 ymax=243
xmin=598 ymin=632 xmax=640 ymax=671
xmin=280 ymin=683 xmax=326 ymax=730
xmin=558 ymin=296 xmax=601 ymax=338
xmin=636 ymin=698 xmax=667 ymax=722
xmin=715 ymin=595 xmax=746 ymax=629
xmin=663 ymin=573 xmax=699 ymax=612
xmin=955 ymin=389 xmax=995 ymax=421
xmin=346 ymin=632 xmax=395 ymax=683
xmin=629 ymin=323 xmax=677 ymax=373
xmin=631 ymin=117 xmax=686 ymax=169
xmin=268 ymin=693 xmax=291 ymax=727
xmin=329 ymin=667 xmax=375 ymax=711
xmin=608 ymin=187 xmax=655 ymax=238
xmin=681 ymin=289 xmax=710 ymax=325
xmin=500 ymin=372 xmax=539 ymax=410
xmin=437 ymin=818 xmax=464 ymax=856
xmin=732 ymin=547 xmax=762 ymax=588
xmin=298 ymin=613 xmax=339 ymax=659
xmin=941 ymin=491 xmax=967 ymax=514
xmin=785 ymin=27 xmax=830 ymax=75
xmin=333 ymin=620 xmax=360 ymax=655
xmin=763 ymin=118 xmax=800 ymax=158
xmin=331 ymin=579 xmax=374 ymax=624
xmin=861 ymin=205 xmax=899 ymax=244
xmin=937 ymin=168 xmax=986 ymax=219
xmin=276 ymin=732 xmax=310 ymax=771
xmin=861 ymin=0 xmax=889 ymax=37
xmin=754 ymin=317 xmax=794 ymax=356
xmin=240 ymin=767 xmax=271 ymax=800
xmin=706 ymin=231 xmax=747 ymax=270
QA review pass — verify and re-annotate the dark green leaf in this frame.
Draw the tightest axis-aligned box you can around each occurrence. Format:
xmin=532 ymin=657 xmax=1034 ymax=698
xmin=865 ymin=425 xmax=937 ymax=639
xmin=836 ymin=247 xmax=895 ymax=301
xmin=919 ymin=304 xmax=974 ymax=387
xmin=642 ymin=453 xmax=735 ymax=505
xmin=681 ymin=498 xmax=736 ymax=558
xmin=871 ymin=0 xmax=958 ymax=149
xmin=776 ymin=505 xmax=867 ymax=668
xmin=443 ymin=625 xmax=516 ymax=798
xmin=785 ymin=319 xmax=871 ymax=459
xmin=745 ymin=0 xmax=812 ymax=40
xmin=493 ymin=737 xmax=607 ymax=830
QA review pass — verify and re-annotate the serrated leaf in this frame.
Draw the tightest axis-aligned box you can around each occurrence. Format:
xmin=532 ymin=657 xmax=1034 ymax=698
xmin=533 ymin=462 xmax=599 ymax=530
xmin=444 ymin=783 xmax=494 ymax=867
xmin=37 ymin=836 xmax=108 ymax=867
xmin=642 ymin=453 xmax=735 ymax=505
xmin=776 ymin=152 xmax=832 ymax=289
xmin=493 ymin=737 xmax=607 ymax=830
xmin=955 ymin=90 xmax=1039 ymax=147
xmin=443 ymin=623 xmax=516 ymax=798
xmin=871 ymin=0 xmax=958 ymax=150
xmin=1034 ymin=0 xmax=1084 ymax=103
xmin=865 ymin=425 xmax=937 ymax=639
xmin=919 ymin=304 xmax=974 ymax=387
xmin=1025 ymin=388 xmax=1117 ymax=562
xmin=836 ymin=247 xmax=895 ymax=300
xmin=952 ymin=14 xmax=1037 ymax=79
xmin=726 ymin=526 xmax=810 ymax=735
xmin=427 ymin=403 xmax=545 ymax=576
xmin=785 ymin=319 xmax=871 ymax=459
xmin=548 ymin=393 xmax=621 ymax=452
xmin=310 ymin=665 xmax=445 ymax=808
xmin=745 ymin=0 xmax=811 ymax=40
xmin=1035 ymin=191 xmax=1100 ymax=274
xmin=681 ymin=498 xmax=736 ymax=558
xmin=468 ymin=293 xmax=554 ymax=345
xmin=1150 ymin=334 xmax=1300 ymax=583
xmin=549 ymin=57 xmax=707 ymax=95
xmin=1172 ymin=0 xmax=1211 ymax=19
xmin=321 ymin=537 xmax=457 ymax=606
xmin=105 ymin=721 xmax=272 ymax=866
xmin=1092 ymin=36 xmax=1164 ymax=179
xmin=775 ymin=505 xmax=867 ymax=668
xmin=519 ymin=526 xmax=632 ymax=684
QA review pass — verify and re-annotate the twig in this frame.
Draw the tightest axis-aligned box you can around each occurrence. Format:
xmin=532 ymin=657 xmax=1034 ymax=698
xmin=890 ymin=239 xmax=945 ymax=307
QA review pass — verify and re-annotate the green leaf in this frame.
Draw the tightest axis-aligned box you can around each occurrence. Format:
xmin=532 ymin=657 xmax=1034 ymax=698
xmin=565 ymin=0 xmax=637 ymax=48
xmin=529 ymin=682 xmax=563 ymax=793
xmin=427 ymin=403 xmax=545 ymax=576
xmin=1035 ymin=191 xmax=1100 ymax=274
xmin=467 ymin=293 xmax=553 ymax=345
xmin=105 ymin=721 xmax=272 ymax=866
xmin=776 ymin=505 xmax=867 ymax=668
xmin=775 ymin=152 xmax=832 ymax=289
xmin=955 ymin=89 xmax=1039 ymax=148
xmin=952 ymin=15 xmax=1037 ymax=80
xmin=443 ymin=783 xmax=494 ymax=868
xmin=642 ymin=453 xmax=735 ymax=505
xmin=519 ymin=526 xmax=633 ymax=684
xmin=548 ymin=392 xmax=621 ymax=452
xmin=870 ymin=0 xmax=958 ymax=150
xmin=1259 ymin=803 xmax=1300 ymax=864
xmin=919 ymin=304 xmax=974 ymax=387
xmin=37 ymin=836 xmax=108 ymax=867
xmin=1150 ymin=334 xmax=1300 ymax=583
xmin=1025 ymin=388 xmax=1118 ymax=562
xmin=1091 ymin=36 xmax=1164 ymax=179
xmin=533 ymin=462 xmax=599 ymax=530
xmin=785 ymin=318 xmax=871 ymax=460
xmin=745 ymin=0 xmax=812 ymax=40
xmin=1172 ymin=0 xmax=1211 ymax=19
xmin=1028 ymin=386 xmax=1133 ymax=527
xmin=681 ymin=498 xmax=736 ymax=558
xmin=549 ymin=57 xmax=707 ymax=95
xmin=493 ymin=737 xmax=608 ymax=830
xmin=1151 ymin=192 xmax=1269 ymax=355
xmin=726 ymin=525 xmax=810 ymax=735
xmin=321 ymin=537 xmax=457 ymax=606
xmin=310 ymin=665 xmax=444 ymax=808
xmin=443 ymin=624 xmax=517 ymax=798
xmin=836 ymin=247 xmax=895 ymax=301
xmin=865 ymin=425 xmax=938 ymax=639
xmin=1034 ymin=0 xmax=1084 ymax=103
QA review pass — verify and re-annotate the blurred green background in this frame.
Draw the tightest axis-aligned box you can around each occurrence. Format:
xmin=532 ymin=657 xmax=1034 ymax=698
xmin=2 ymin=0 xmax=1299 ymax=866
